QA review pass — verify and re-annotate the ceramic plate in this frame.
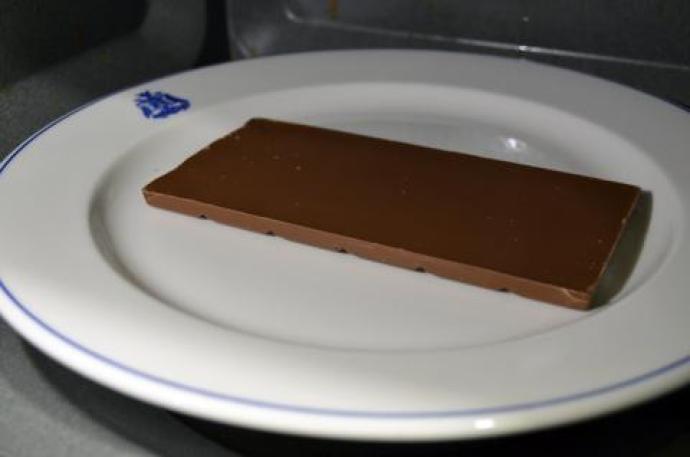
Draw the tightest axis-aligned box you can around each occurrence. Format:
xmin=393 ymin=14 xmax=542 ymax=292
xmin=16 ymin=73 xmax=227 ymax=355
xmin=1 ymin=50 xmax=689 ymax=441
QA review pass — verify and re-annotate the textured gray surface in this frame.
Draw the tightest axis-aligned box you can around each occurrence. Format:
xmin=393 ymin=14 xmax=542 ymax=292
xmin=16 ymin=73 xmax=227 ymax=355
xmin=0 ymin=0 xmax=204 ymax=158
xmin=0 ymin=0 xmax=146 ymax=87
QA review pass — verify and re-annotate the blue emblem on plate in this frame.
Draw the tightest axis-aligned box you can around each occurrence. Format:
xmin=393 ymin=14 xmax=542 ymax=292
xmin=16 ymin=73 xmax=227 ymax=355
xmin=135 ymin=90 xmax=190 ymax=119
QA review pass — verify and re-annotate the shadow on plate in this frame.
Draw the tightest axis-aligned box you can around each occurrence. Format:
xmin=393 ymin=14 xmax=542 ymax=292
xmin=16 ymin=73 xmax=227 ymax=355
xmin=591 ymin=191 xmax=652 ymax=307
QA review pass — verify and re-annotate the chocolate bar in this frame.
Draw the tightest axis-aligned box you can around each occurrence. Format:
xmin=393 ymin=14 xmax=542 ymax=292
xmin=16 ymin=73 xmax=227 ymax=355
xmin=143 ymin=118 xmax=641 ymax=309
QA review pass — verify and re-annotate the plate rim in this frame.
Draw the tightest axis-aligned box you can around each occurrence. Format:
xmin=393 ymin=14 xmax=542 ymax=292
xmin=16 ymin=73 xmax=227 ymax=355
xmin=1 ymin=49 xmax=690 ymax=440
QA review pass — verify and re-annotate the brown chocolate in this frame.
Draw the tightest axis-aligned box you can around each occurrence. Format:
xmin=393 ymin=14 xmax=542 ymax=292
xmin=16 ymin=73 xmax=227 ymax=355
xmin=143 ymin=118 xmax=641 ymax=309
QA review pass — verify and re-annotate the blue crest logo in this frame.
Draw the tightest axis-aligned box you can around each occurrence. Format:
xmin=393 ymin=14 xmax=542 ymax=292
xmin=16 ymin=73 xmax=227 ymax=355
xmin=135 ymin=90 xmax=190 ymax=119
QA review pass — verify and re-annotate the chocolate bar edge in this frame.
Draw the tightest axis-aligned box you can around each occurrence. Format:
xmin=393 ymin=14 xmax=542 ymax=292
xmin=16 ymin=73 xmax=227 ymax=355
xmin=143 ymin=189 xmax=594 ymax=309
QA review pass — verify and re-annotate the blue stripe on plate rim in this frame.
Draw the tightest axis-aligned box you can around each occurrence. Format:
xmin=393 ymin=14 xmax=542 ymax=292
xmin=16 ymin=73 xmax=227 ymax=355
xmin=0 ymin=96 xmax=689 ymax=420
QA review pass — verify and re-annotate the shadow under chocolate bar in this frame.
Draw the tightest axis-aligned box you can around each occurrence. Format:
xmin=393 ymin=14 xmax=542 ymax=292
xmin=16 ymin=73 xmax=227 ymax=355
xmin=143 ymin=118 xmax=643 ymax=309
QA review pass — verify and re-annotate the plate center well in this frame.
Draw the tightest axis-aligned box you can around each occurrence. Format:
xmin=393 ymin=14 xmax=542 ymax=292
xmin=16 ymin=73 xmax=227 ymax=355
xmin=90 ymin=86 xmax=672 ymax=351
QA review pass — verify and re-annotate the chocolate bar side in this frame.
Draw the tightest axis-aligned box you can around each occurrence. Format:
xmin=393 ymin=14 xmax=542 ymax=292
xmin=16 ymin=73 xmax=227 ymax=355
xmin=144 ymin=191 xmax=599 ymax=307
xmin=143 ymin=118 xmax=642 ymax=309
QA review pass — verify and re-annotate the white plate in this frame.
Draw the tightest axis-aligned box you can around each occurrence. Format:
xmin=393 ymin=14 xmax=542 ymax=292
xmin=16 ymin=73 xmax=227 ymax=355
xmin=1 ymin=50 xmax=689 ymax=441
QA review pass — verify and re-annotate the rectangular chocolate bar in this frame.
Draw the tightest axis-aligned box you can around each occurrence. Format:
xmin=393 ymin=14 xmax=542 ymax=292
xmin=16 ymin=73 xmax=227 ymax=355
xmin=143 ymin=118 xmax=641 ymax=309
